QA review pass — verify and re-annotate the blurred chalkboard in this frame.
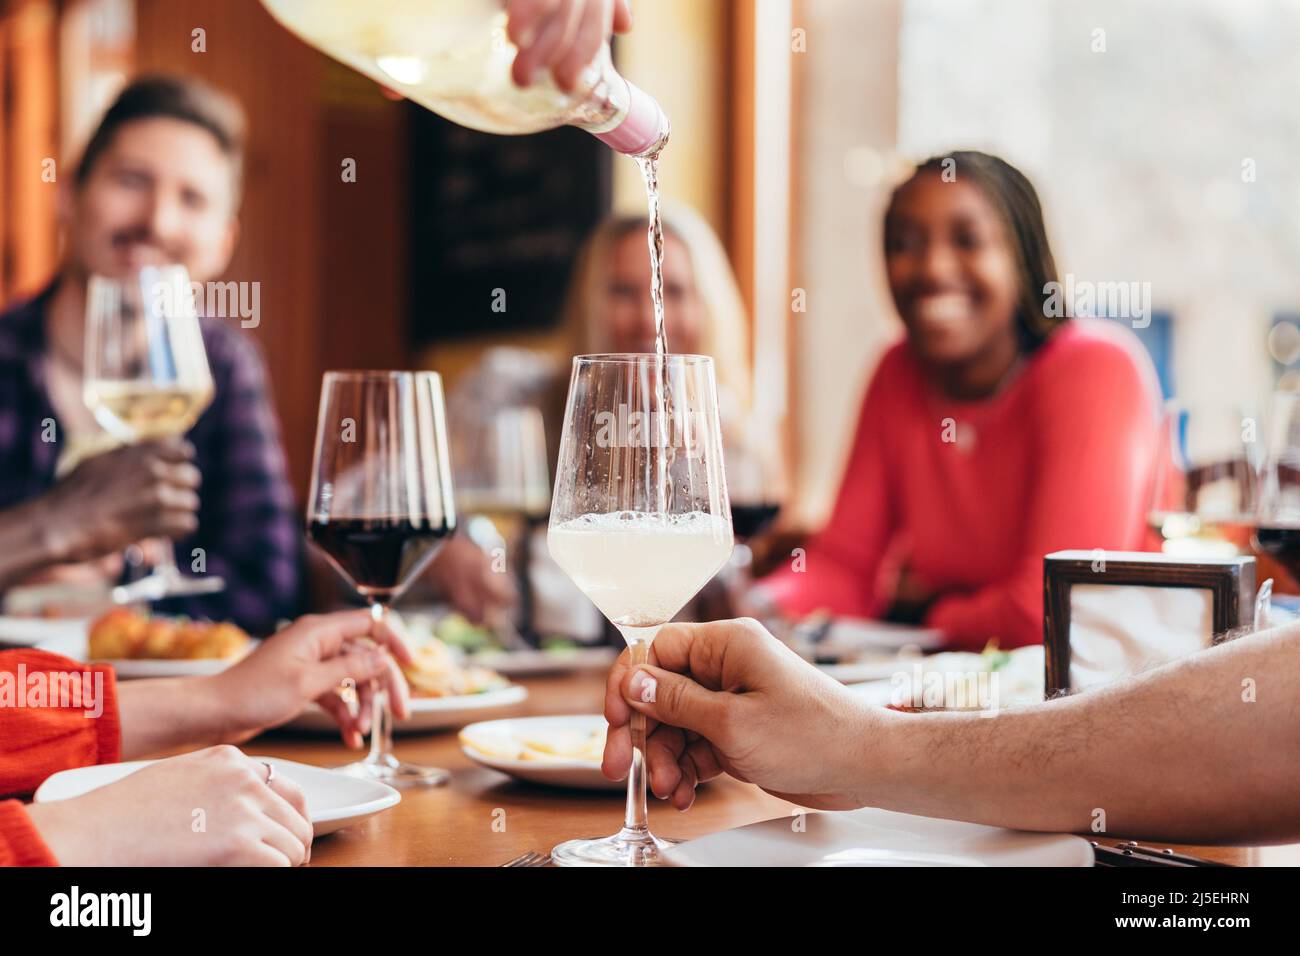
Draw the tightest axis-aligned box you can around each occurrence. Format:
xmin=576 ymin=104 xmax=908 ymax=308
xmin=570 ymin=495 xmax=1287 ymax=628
xmin=407 ymin=105 xmax=612 ymax=345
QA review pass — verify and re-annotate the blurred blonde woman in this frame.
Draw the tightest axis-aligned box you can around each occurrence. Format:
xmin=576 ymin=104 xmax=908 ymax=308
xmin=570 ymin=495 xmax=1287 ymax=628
xmin=518 ymin=204 xmax=765 ymax=642
xmin=559 ymin=201 xmax=753 ymax=424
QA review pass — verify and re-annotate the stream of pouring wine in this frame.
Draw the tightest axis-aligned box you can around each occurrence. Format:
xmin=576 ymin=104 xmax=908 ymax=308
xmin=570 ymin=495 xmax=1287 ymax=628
xmin=635 ymin=148 xmax=673 ymax=518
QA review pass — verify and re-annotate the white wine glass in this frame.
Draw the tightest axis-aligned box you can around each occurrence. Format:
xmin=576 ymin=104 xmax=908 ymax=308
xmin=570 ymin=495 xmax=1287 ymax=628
xmin=307 ymin=371 xmax=458 ymax=785
xmin=454 ymin=405 xmax=551 ymax=644
xmin=547 ymin=354 xmax=733 ymax=866
xmin=83 ymin=265 xmax=224 ymax=600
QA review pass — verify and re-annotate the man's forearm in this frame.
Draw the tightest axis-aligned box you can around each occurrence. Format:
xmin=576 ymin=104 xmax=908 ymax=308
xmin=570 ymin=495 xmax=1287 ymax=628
xmin=0 ymin=500 xmax=75 ymax=592
xmin=860 ymin=621 xmax=1300 ymax=844
xmin=116 ymin=676 xmax=232 ymax=759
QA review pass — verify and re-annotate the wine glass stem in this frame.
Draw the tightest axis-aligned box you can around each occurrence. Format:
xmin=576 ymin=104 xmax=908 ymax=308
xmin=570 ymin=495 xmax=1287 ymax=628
xmin=622 ymin=639 xmax=651 ymax=836
xmin=367 ymin=602 xmax=394 ymax=761
xmin=150 ymin=536 xmax=180 ymax=576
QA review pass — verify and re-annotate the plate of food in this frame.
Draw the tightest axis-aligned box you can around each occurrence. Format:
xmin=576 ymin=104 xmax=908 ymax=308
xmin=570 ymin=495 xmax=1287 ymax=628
xmin=404 ymin=612 xmax=618 ymax=676
xmin=283 ymin=633 xmax=528 ymax=733
xmin=34 ymin=756 xmax=400 ymax=836
xmin=80 ymin=608 xmax=256 ymax=678
xmin=459 ymin=714 xmax=621 ymax=790
xmin=845 ymin=644 xmax=1045 ymax=711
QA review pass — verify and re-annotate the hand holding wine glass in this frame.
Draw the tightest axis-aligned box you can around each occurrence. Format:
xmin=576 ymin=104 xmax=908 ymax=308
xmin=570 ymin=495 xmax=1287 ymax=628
xmin=27 ymin=437 xmax=200 ymax=567
xmin=602 ymin=617 xmax=875 ymax=812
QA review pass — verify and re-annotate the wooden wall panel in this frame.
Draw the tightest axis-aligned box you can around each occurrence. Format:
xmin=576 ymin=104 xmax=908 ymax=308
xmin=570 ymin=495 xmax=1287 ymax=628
xmin=1 ymin=0 xmax=60 ymax=303
xmin=133 ymin=0 xmax=326 ymax=497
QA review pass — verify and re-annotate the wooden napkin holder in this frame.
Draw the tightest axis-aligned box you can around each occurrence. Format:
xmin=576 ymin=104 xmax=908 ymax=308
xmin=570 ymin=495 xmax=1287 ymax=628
xmin=1042 ymin=550 xmax=1255 ymax=696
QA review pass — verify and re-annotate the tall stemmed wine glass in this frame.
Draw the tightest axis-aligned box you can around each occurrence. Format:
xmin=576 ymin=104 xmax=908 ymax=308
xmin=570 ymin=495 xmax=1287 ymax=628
xmin=1147 ymin=399 xmax=1258 ymax=557
xmin=83 ymin=265 xmax=224 ymax=600
xmin=307 ymin=371 xmax=457 ymax=785
xmin=1253 ymin=390 xmax=1300 ymax=586
xmin=455 ymin=405 xmax=551 ymax=643
xmin=547 ymin=354 xmax=733 ymax=866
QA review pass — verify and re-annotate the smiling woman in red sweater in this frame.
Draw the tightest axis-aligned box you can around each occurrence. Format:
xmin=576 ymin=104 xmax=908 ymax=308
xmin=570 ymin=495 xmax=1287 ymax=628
xmin=758 ymin=151 xmax=1161 ymax=650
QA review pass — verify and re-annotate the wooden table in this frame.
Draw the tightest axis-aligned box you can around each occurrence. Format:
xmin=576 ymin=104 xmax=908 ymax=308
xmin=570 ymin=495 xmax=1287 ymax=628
xmin=254 ymin=671 xmax=798 ymax=866
xmin=250 ymin=671 xmax=1300 ymax=867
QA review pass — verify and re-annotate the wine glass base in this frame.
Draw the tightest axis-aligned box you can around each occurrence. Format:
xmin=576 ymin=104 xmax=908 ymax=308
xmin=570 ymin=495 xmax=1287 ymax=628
xmin=335 ymin=755 xmax=449 ymax=788
xmin=550 ymin=829 xmax=678 ymax=867
xmin=114 ymin=569 xmax=226 ymax=603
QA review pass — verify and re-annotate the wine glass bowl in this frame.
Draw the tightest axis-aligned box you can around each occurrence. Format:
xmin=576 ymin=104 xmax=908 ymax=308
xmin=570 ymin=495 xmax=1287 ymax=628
xmin=1147 ymin=400 xmax=1258 ymax=557
xmin=1253 ymin=390 xmax=1300 ymax=589
xmin=453 ymin=404 xmax=551 ymax=643
xmin=547 ymin=353 xmax=733 ymax=866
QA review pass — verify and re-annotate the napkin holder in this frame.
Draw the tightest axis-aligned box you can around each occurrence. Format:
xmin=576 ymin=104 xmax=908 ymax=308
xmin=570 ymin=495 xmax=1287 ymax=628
xmin=1042 ymin=550 xmax=1254 ymax=696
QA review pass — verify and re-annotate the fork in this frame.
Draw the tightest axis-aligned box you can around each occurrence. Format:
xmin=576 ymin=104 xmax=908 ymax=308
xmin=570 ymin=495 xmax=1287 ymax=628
xmin=501 ymin=850 xmax=550 ymax=867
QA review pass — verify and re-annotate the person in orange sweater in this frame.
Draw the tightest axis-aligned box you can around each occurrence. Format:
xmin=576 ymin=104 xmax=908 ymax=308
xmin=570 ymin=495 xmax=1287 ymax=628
xmin=755 ymin=151 xmax=1162 ymax=650
xmin=0 ymin=608 xmax=411 ymax=866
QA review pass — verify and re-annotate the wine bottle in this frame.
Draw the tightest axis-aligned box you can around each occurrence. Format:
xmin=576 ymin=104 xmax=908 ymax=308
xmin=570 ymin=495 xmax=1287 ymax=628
xmin=260 ymin=0 xmax=669 ymax=156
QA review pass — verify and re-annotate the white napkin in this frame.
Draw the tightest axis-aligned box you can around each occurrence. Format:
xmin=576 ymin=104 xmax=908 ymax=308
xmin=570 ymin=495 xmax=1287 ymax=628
xmin=1067 ymin=583 xmax=1211 ymax=690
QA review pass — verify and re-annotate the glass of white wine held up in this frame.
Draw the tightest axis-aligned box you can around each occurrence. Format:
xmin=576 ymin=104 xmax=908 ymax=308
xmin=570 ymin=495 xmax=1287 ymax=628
xmin=547 ymin=354 xmax=734 ymax=866
xmin=83 ymin=265 xmax=223 ymax=600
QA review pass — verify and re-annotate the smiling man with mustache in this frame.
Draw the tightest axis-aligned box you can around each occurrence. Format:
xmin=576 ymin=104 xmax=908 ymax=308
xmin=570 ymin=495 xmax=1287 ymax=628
xmin=0 ymin=75 xmax=302 ymax=635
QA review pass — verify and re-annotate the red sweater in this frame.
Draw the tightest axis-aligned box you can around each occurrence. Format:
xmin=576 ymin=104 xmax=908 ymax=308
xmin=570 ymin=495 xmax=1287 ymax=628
xmin=0 ymin=650 xmax=122 ymax=866
xmin=762 ymin=319 xmax=1162 ymax=650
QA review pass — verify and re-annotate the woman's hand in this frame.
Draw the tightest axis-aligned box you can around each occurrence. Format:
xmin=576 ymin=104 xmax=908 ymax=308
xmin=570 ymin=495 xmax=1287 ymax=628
xmin=603 ymin=618 xmax=881 ymax=812
xmin=507 ymin=0 xmax=633 ymax=91
xmin=205 ymin=609 xmax=414 ymax=749
xmin=24 ymin=746 xmax=313 ymax=866
xmin=423 ymin=534 xmax=517 ymax=626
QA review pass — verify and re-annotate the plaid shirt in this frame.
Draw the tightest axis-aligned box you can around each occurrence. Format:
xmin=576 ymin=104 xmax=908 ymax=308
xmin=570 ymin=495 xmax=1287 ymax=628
xmin=0 ymin=284 xmax=303 ymax=636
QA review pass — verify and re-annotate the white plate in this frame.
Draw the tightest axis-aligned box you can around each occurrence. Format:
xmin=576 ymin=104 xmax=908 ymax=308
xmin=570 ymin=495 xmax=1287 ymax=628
xmin=459 ymin=714 xmax=621 ymax=791
xmin=815 ymin=619 xmax=945 ymax=656
xmin=664 ymin=806 xmax=1094 ymax=867
xmin=34 ymin=756 xmax=400 ymax=836
xmin=469 ymin=646 xmax=618 ymax=677
xmin=0 ymin=616 xmax=91 ymax=648
xmin=818 ymin=658 xmax=924 ymax=684
xmin=283 ymin=683 xmax=529 ymax=734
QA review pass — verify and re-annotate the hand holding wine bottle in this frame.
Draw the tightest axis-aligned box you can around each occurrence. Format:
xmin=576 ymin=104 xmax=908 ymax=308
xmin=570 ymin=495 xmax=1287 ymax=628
xmin=506 ymin=0 xmax=633 ymax=91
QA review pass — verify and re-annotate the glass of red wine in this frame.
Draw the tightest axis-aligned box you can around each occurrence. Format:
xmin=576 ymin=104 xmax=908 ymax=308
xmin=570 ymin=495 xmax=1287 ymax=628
xmin=1147 ymin=400 xmax=1258 ymax=557
xmin=307 ymin=371 xmax=457 ymax=785
xmin=722 ymin=413 xmax=786 ymax=606
xmin=1254 ymin=391 xmax=1300 ymax=587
